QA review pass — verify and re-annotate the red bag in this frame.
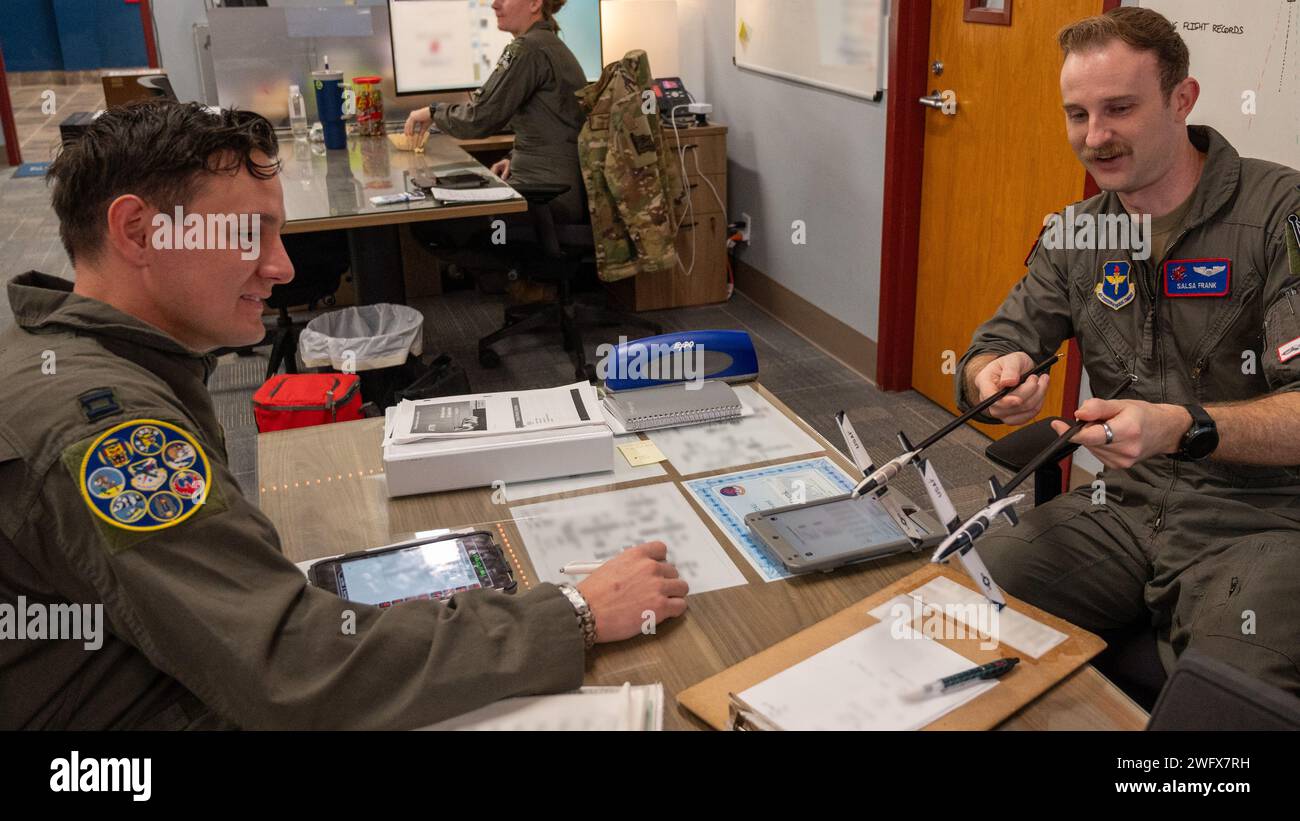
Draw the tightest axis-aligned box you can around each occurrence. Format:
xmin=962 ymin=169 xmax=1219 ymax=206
xmin=253 ymin=374 xmax=363 ymax=433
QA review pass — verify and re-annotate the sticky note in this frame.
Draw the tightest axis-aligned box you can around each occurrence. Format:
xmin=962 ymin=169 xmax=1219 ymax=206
xmin=618 ymin=440 xmax=668 ymax=467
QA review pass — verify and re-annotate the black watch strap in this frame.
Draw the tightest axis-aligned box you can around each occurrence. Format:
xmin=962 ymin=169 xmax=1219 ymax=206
xmin=1174 ymin=404 xmax=1218 ymax=461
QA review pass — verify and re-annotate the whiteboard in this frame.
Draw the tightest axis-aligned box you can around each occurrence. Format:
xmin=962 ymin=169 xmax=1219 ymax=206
xmin=734 ymin=0 xmax=886 ymax=101
xmin=1143 ymin=0 xmax=1300 ymax=168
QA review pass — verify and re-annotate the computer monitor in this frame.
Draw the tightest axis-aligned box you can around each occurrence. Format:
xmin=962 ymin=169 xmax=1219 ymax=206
xmin=388 ymin=0 xmax=602 ymax=95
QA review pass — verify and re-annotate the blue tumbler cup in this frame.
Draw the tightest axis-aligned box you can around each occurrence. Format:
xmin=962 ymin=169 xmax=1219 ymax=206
xmin=312 ymin=69 xmax=346 ymax=150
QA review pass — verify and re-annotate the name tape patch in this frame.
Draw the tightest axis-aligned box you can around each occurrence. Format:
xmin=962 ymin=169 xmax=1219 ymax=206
xmin=1279 ymin=336 xmax=1300 ymax=365
xmin=1164 ymin=258 xmax=1231 ymax=298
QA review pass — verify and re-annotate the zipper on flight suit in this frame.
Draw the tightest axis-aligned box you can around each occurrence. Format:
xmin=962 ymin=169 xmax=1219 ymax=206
xmin=1084 ymin=307 xmax=1138 ymax=384
xmin=1191 ymin=293 xmax=1253 ymax=395
xmin=1147 ymin=226 xmax=1195 ymax=538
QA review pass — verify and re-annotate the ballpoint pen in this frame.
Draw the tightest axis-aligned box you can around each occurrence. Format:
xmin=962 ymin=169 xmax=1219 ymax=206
xmin=559 ymin=561 xmax=604 ymax=576
xmin=911 ymin=657 xmax=1020 ymax=699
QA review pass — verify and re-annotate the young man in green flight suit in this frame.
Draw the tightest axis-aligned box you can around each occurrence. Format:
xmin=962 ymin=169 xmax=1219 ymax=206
xmin=958 ymin=8 xmax=1300 ymax=695
xmin=0 ymin=100 xmax=688 ymax=729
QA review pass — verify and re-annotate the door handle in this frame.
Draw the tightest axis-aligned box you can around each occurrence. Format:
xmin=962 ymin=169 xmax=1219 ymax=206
xmin=918 ymin=91 xmax=957 ymax=115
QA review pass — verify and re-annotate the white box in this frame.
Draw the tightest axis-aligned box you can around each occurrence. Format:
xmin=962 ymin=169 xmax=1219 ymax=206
xmin=382 ymin=415 xmax=614 ymax=498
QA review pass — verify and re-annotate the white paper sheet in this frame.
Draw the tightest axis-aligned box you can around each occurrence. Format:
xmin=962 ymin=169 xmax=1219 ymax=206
xmin=868 ymin=594 xmax=920 ymax=624
xmin=510 ymin=482 xmax=747 ymax=593
xmin=502 ymin=435 xmax=667 ymax=501
xmin=646 ymin=385 xmax=823 ymax=476
xmin=420 ymin=684 xmax=663 ymax=731
xmin=739 ymin=622 xmax=996 ymax=731
xmin=431 ymin=186 xmax=520 ymax=203
xmin=911 ymin=576 xmax=1068 ymax=659
xmin=389 ymin=382 xmax=602 ymax=444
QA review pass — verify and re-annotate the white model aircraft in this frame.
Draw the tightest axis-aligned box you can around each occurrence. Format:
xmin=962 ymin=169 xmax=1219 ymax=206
xmin=898 ymin=431 xmax=1015 ymax=610
xmin=834 ymin=412 xmax=928 ymax=542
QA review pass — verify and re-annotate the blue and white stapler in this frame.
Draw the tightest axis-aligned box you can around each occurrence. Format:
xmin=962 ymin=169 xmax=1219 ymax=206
xmin=602 ymin=330 xmax=759 ymax=392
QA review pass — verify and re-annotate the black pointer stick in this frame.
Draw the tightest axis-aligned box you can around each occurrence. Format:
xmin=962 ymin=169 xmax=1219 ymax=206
xmin=997 ymin=377 xmax=1134 ymax=499
xmin=915 ymin=354 xmax=1060 ymax=452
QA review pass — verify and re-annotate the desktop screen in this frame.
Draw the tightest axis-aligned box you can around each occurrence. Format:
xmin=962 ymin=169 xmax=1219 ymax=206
xmin=388 ymin=0 xmax=602 ymax=94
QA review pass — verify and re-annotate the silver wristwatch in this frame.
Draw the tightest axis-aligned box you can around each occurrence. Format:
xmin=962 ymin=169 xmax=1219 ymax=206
xmin=556 ymin=583 xmax=596 ymax=650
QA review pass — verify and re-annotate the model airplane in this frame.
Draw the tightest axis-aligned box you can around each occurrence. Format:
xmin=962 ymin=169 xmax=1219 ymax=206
xmin=898 ymin=431 xmax=1014 ymax=610
xmin=834 ymin=412 xmax=928 ymax=541
xmin=849 ymin=354 xmax=1059 ymax=500
xmin=910 ymin=375 xmax=1136 ymax=609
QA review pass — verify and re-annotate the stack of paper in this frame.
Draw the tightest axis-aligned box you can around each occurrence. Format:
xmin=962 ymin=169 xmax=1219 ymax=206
xmin=420 ymin=684 xmax=664 ymax=731
xmin=382 ymin=382 xmax=613 ymax=497
xmin=387 ymin=382 xmax=605 ymax=445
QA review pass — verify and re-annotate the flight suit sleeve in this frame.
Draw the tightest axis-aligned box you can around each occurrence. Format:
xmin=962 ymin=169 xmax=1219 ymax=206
xmin=433 ymin=40 xmax=545 ymax=139
xmin=604 ymin=76 xmax=678 ymax=274
xmin=46 ymin=411 xmax=585 ymax=729
xmin=954 ymin=230 xmax=1076 ymax=419
xmin=1260 ymin=200 xmax=1300 ymax=394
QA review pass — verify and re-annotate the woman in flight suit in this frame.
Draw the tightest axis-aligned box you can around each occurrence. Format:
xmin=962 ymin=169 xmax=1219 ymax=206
xmin=404 ymin=0 xmax=589 ymax=225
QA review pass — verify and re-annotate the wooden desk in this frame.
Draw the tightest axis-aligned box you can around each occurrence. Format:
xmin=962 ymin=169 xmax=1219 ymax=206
xmin=257 ymin=384 xmax=1148 ymax=730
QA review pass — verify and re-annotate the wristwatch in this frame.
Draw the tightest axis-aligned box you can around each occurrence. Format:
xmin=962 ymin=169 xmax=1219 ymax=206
xmin=1172 ymin=404 xmax=1218 ymax=462
xmin=556 ymin=583 xmax=597 ymax=650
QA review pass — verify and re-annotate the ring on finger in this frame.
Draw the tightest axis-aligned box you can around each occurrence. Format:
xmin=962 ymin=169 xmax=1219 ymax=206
xmin=1102 ymin=421 xmax=1114 ymax=445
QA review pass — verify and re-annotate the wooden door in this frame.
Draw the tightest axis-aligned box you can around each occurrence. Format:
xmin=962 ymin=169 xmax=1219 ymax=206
xmin=910 ymin=0 xmax=1098 ymax=438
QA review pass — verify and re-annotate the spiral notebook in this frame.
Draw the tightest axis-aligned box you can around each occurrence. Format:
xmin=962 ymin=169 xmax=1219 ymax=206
xmin=603 ymin=381 xmax=744 ymax=432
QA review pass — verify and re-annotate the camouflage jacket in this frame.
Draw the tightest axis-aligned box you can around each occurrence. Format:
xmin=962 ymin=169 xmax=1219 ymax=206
xmin=577 ymin=50 xmax=685 ymax=282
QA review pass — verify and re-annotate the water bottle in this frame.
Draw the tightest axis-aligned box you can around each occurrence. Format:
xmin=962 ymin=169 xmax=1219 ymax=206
xmin=288 ymin=85 xmax=309 ymax=142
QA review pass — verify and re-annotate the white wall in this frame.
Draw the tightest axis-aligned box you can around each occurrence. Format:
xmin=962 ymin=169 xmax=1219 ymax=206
xmin=152 ymin=0 xmax=891 ymax=344
xmin=152 ymin=0 xmax=209 ymax=104
xmin=153 ymin=0 xmax=391 ymax=105
xmin=676 ymin=0 xmax=888 ymax=341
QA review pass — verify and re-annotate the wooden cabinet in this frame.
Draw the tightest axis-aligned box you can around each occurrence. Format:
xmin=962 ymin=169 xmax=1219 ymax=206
xmin=608 ymin=124 xmax=730 ymax=312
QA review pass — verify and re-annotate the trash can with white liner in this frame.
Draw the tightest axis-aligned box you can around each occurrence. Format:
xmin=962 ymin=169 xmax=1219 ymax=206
xmin=298 ymin=304 xmax=424 ymax=371
xmin=297 ymin=304 xmax=428 ymax=410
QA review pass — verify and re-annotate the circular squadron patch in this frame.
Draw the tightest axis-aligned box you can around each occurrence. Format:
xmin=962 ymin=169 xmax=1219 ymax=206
xmin=79 ymin=419 xmax=211 ymax=532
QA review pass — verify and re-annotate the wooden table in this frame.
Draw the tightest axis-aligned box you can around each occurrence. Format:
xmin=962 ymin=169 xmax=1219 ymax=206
xmin=258 ymin=384 xmax=1148 ymax=730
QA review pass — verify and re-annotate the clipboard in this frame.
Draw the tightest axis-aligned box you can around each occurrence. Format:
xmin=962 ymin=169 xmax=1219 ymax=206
xmin=677 ymin=563 xmax=1106 ymax=730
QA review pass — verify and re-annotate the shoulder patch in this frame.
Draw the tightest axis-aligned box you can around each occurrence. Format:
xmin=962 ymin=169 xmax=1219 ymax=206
xmin=75 ymin=419 xmax=211 ymax=534
xmin=497 ymin=42 xmax=520 ymax=72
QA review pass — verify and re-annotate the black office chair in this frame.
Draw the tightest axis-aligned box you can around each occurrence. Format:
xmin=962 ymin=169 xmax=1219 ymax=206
xmin=1147 ymin=648 xmax=1300 ymax=730
xmin=986 ymin=419 xmax=1169 ymax=710
xmin=261 ymin=232 xmax=350 ymax=381
xmin=476 ymin=182 xmax=662 ymax=382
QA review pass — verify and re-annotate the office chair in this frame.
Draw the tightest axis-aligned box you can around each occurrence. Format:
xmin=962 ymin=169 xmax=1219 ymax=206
xmin=476 ymin=182 xmax=662 ymax=382
xmin=1146 ymin=648 xmax=1300 ymax=730
xmin=262 ymin=232 xmax=350 ymax=381
xmin=985 ymin=418 xmax=1169 ymax=711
